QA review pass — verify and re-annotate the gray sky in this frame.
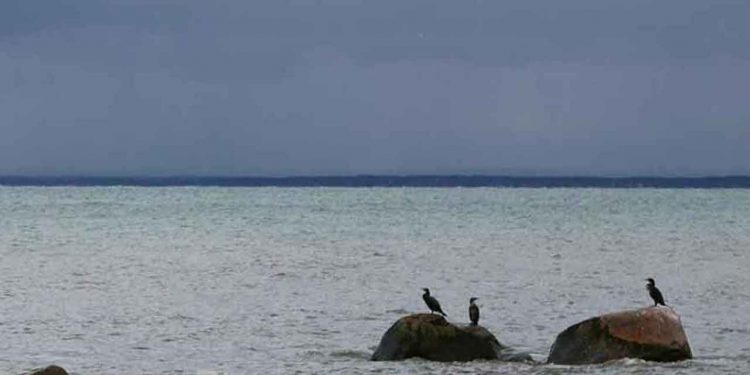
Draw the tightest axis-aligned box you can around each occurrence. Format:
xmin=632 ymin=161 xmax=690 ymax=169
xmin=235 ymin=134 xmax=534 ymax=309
xmin=1 ymin=0 xmax=749 ymax=176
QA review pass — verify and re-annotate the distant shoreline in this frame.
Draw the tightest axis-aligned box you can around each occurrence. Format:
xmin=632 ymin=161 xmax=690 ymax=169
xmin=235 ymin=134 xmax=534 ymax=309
xmin=2 ymin=175 xmax=750 ymax=188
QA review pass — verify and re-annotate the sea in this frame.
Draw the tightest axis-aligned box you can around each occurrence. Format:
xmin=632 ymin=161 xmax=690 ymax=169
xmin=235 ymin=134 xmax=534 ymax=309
xmin=1 ymin=186 xmax=749 ymax=374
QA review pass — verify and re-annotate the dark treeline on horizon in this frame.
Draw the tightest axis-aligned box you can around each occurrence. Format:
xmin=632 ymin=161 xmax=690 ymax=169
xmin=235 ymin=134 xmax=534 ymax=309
xmin=1 ymin=175 xmax=750 ymax=188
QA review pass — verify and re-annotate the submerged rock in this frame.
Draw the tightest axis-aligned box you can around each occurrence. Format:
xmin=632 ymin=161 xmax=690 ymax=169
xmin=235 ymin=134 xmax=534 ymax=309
xmin=371 ymin=313 xmax=532 ymax=362
xmin=547 ymin=306 xmax=692 ymax=364
xmin=24 ymin=365 xmax=69 ymax=375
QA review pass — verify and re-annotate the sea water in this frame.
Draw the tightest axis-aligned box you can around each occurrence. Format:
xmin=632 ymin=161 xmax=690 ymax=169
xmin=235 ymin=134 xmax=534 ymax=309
xmin=1 ymin=187 xmax=749 ymax=374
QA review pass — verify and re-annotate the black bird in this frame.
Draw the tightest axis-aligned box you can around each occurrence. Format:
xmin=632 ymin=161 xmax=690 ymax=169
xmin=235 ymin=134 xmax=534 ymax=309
xmin=469 ymin=297 xmax=479 ymax=326
xmin=646 ymin=278 xmax=666 ymax=306
xmin=422 ymin=288 xmax=447 ymax=316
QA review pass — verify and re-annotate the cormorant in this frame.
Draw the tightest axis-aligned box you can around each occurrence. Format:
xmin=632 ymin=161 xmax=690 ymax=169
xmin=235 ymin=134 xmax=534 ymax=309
xmin=422 ymin=288 xmax=447 ymax=316
xmin=469 ymin=297 xmax=479 ymax=326
xmin=646 ymin=278 xmax=666 ymax=306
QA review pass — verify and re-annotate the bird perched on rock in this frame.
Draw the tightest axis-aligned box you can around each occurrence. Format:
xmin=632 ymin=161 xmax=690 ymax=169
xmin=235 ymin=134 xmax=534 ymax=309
xmin=422 ymin=288 xmax=447 ymax=316
xmin=469 ymin=297 xmax=479 ymax=326
xmin=646 ymin=278 xmax=666 ymax=306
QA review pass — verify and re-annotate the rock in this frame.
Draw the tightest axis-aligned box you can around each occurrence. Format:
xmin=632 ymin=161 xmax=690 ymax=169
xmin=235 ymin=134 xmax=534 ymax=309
xmin=547 ymin=306 xmax=692 ymax=364
xmin=24 ymin=365 xmax=69 ymax=375
xmin=371 ymin=313 xmax=532 ymax=362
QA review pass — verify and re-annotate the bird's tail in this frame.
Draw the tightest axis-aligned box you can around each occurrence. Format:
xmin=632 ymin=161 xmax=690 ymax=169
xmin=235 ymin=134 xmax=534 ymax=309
xmin=440 ymin=311 xmax=447 ymax=317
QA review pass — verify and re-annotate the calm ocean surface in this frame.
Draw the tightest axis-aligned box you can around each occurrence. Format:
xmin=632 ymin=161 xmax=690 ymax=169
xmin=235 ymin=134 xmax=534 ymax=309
xmin=1 ymin=187 xmax=749 ymax=374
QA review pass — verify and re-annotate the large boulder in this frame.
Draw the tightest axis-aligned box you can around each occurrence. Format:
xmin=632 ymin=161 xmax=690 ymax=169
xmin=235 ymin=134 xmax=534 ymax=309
xmin=547 ymin=306 xmax=692 ymax=364
xmin=371 ymin=313 xmax=532 ymax=362
xmin=24 ymin=365 xmax=69 ymax=375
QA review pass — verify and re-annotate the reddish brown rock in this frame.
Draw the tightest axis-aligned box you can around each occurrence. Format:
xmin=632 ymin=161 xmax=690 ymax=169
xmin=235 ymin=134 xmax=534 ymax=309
xmin=24 ymin=365 xmax=69 ymax=375
xmin=548 ymin=306 xmax=692 ymax=364
xmin=371 ymin=313 xmax=532 ymax=362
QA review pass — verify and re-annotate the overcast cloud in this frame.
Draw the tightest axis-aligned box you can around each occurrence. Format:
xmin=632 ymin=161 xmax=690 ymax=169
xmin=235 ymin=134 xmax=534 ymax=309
xmin=1 ymin=0 xmax=749 ymax=176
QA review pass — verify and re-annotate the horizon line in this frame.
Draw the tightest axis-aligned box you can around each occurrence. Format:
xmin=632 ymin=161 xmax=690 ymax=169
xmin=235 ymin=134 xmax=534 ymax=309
xmin=2 ymin=175 xmax=750 ymax=188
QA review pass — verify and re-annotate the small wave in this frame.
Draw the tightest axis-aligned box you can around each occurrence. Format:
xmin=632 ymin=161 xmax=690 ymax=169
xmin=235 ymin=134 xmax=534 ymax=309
xmin=195 ymin=370 xmax=228 ymax=375
xmin=302 ymin=350 xmax=324 ymax=358
xmin=61 ymin=333 xmax=85 ymax=341
xmin=718 ymin=327 xmax=750 ymax=334
xmin=527 ymin=353 xmax=547 ymax=363
xmin=329 ymin=349 xmax=371 ymax=360
xmin=169 ymin=313 xmax=199 ymax=322
xmin=602 ymin=357 xmax=648 ymax=366
xmin=385 ymin=308 xmax=409 ymax=314
xmin=694 ymin=354 xmax=750 ymax=362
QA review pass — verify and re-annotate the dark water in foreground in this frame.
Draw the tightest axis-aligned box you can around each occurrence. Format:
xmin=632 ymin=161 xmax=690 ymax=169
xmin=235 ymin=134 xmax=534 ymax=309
xmin=1 ymin=187 xmax=749 ymax=374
